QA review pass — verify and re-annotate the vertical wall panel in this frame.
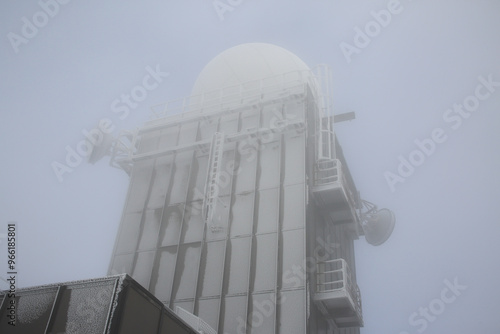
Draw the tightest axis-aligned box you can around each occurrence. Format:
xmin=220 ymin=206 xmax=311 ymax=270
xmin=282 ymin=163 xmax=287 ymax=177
xmin=226 ymin=237 xmax=251 ymax=295
xmin=132 ymin=250 xmax=155 ymax=289
xmin=200 ymin=240 xmax=225 ymax=298
xmin=256 ymin=188 xmax=279 ymax=234
xmin=152 ymin=247 xmax=177 ymax=303
xmin=157 ymin=125 xmax=179 ymax=149
xmin=218 ymin=148 xmax=236 ymax=197
xmin=114 ymin=212 xmax=142 ymax=254
xmin=258 ymin=140 xmax=281 ymax=190
xmin=281 ymin=229 xmax=305 ymax=290
xmin=138 ymin=131 xmax=161 ymax=154
xmin=170 ymin=152 xmax=194 ymax=204
xmin=253 ymin=233 xmax=277 ymax=292
xmin=125 ymin=161 xmax=154 ymax=213
xmin=178 ymin=121 xmax=198 ymax=145
xmin=147 ymin=157 xmax=173 ymax=210
xmin=172 ymin=243 xmax=201 ymax=301
xmin=138 ymin=209 xmax=162 ymax=251
xmin=282 ymin=183 xmax=306 ymax=231
xmin=160 ymin=205 xmax=184 ymax=247
xmin=190 ymin=154 xmax=209 ymax=202
xmin=279 ymin=289 xmax=306 ymax=334
xmin=221 ymin=295 xmax=247 ymax=334
xmin=230 ymin=192 xmax=254 ymax=237
xmin=197 ymin=298 xmax=220 ymax=331
xmin=283 ymin=133 xmax=305 ymax=186
xmin=181 ymin=201 xmax=204 ymax=244
xmin=249 ymin=293 xmax=276 ymax=334
xmin=235 ymin=142 xmax=258 ymax=194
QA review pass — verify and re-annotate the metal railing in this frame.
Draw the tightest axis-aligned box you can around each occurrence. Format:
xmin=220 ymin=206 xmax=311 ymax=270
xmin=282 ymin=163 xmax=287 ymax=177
xmin=314 ymin=159 xmax=340 ymax=185
xmin=314 ymin=64 xmax=334 ymax=118
xmin=315 ymin=259 xmax=362 ymax=319
xmin=313 ymin=159 xmax=359 ymax=219
xmin=108 ymin=130 xmax=137 ymax=173
xmin=314 ymin=65 xmax=335 ymax=161
xmin=149 ymin=68 xmax=324 ymax=120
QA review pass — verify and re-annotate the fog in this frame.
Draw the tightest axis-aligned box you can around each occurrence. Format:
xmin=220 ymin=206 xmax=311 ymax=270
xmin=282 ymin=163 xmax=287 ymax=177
xmin=1 ymin=1 xmax=499 ymax=333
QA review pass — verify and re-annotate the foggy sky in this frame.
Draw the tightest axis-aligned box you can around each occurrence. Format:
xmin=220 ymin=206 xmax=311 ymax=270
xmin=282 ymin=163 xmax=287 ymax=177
xmin=1 ymin=1 xmax=499 ymax=333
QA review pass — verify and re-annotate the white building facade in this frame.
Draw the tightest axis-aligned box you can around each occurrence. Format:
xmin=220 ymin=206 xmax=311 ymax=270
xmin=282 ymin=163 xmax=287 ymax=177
xmin=107 ymin=43 xmax=376 ymax=334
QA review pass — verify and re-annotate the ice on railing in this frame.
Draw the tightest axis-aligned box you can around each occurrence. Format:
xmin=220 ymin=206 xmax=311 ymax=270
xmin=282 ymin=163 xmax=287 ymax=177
xmin=314 ymin=159 xmax=340 ymax=186
xmin=150 ymin=68 xmax=321 ymax=120
xmin=316 ymin=258 xmax=363 ymax=321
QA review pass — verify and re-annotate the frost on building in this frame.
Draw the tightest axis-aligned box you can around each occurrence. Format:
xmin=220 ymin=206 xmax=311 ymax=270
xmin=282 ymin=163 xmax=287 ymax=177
xmin=0 ymin=275 xmax=202 ymax=334
xmin=105 ymin=43 xmax=395 ymax=333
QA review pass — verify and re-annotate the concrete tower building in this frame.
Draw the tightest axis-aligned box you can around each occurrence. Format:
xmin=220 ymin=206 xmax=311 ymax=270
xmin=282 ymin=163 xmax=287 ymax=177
xmin=106 ymin=43 xmax=394 ymax=334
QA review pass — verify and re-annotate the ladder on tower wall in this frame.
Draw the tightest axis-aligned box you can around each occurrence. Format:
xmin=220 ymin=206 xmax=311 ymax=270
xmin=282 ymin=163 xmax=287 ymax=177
xmin=318 ymin=116 xmax=333 ymax=161
xmin=203 ymin=132 xmax=225 ymax=232
xmin=314 ymin=65 xmax=337 ymax=188
xmin=315 ymin=64 xmax=335 ymax=162
xmin=311 ymin=66 xmax=360 ymax=226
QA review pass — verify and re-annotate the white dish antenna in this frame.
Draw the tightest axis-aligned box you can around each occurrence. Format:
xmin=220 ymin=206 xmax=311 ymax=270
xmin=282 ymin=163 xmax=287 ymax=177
xmin=360 ymin=201 xmax=396 ymax=246
xmin=87 ymin=132 xmax=113 ymax=164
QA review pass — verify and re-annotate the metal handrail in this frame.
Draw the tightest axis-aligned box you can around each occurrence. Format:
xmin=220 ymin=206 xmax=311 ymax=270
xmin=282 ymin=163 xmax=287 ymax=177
xmin=315 ymin=259 xmax=363 ymax=319
xmin=314 ymin=159 xmax=341 ymax=186
xmin=313 ymin=159 xmax=359 ymax=221
xmin=150 ymin=68 xmax=321 ymax=120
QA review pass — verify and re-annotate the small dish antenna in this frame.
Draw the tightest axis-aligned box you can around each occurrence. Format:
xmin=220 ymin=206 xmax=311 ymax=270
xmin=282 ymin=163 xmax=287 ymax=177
xmin=360 ymin=200 xmax=395 ymax=246
xmin=87 ymin=132 xmax=113 ymax=164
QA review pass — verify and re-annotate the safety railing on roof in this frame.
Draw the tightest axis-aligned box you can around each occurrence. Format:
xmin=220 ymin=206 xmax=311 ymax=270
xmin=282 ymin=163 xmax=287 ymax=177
xmin=150 ymin=67 xmax=326 ymax=120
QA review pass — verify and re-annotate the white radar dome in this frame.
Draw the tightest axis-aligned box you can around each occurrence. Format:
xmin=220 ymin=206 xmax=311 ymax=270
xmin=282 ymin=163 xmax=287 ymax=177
xmin=190 ymin=43 xmax=319 ymax=110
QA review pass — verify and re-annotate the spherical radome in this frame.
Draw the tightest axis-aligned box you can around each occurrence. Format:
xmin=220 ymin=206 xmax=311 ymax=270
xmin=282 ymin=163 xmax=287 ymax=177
xmin=191 ymin=43 xmax=315 ymax=98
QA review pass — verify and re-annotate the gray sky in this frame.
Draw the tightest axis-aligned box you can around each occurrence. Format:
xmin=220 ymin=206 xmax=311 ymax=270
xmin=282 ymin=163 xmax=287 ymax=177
xmin=1 ymin=1 xmax=499 ymax=333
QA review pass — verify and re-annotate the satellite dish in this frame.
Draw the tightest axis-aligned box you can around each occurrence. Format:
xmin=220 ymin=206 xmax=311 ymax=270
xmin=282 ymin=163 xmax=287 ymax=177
xmin=87 ymin=132 xmax=113 ymax=164
xmin=362 ymin=208 xmax=395 ymax=246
